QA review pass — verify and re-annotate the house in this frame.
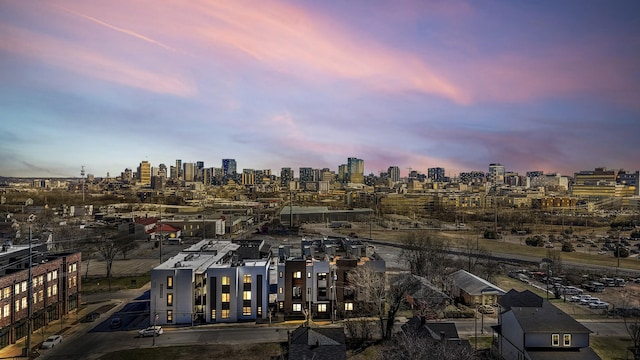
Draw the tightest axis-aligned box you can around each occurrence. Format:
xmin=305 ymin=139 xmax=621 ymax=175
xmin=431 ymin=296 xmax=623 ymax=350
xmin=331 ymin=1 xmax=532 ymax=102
xmin=392 ymin=274 xmax=450 ymax=317
xmin=492 ymin=290 xmax=600 ymax=359
xmin=400 ymin=316 xmax=472 ymax=357
xmin=288 ymin=325 xmax=346 ymax=360
xmin=450 ymin=269 xmax=506 ymax=306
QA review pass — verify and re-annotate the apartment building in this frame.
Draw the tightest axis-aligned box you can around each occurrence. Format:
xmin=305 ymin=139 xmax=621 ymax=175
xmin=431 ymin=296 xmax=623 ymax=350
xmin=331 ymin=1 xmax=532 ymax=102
xmin=0 ymin=245 xmax=81 ymax=350
xmin=275 ymin=237 xmax=385 ymax=320
xmin=150 ymin=239 xmax=270 ymax=325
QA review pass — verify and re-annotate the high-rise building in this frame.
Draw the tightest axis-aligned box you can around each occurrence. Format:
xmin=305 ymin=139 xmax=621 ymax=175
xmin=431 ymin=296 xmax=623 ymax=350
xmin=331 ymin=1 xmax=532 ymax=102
xmin=299 ymin=167 xmax=314 ymax=184
xmin=428 ymin=167 xmax=446 ymax=182
xmin=281 ymin=167 xmax=294 ymax=187
xmin=242 ymin=169 xmax=255 ymax=185
xmin=338 ymin=164 xmax=348 ymax=183
xmin=222 ymin=159 xmax=237 ymax=176
xmin=138 ymin=161 xmax=151 ymax=185
xmin=347 ymin=157 xmax=364 ymax=184
xmin=183 ymin=162 xmax=196 ymax=182
xmin=387 ymin=166 xmax=400 ymax=182
xmin=488 ymin=163 xmax=505 ymax=185
xmin=158 ymin=163 xmax=167 ymax=178
xmin=175 ymin=159 xmax=182 ymax=180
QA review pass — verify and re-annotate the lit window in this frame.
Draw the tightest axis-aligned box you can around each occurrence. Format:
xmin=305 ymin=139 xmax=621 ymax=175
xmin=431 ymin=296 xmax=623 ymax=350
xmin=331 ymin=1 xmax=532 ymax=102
xmin=293 ymin=303 xmax=302 ymax=312
xmin=345 ymin=302 xmax=354 ymax=311
xmin=221 ymin=293 xmax=230 ymax=302
xmin=47 ymin=286 xmax=51 ymax=297
xmin=3 ymin=305 xmax=8 ymax=318
xmin=243 ymin=274 xmax=251 ymax=284
xmin=293 ymin=271 xmax=302 ymax=279
xmin=3 ymin=287 xmax=10 ymax=299
xmin=52 ymin=284 xmax=57 ymax=296
xmin=167 ymin=276 xmax=173 ymax=289
xmin=15 ymin=300 xmax=20 ymax=312
xmin=52 ymin=271 xmax=57 ymax=280
xmin=243 ymin=291 xmax=251 ymax=301
xmin=14 ymin=284 xmax=19 ymax=295
xmin=563 ymin=334 xmax=571 ymax=347
xmin=47 ymin=272 xmax=52 ymax=282
xmin=72 ymin=263 xmax=77 ymax=272
xmin=222 ymin=276 xmax=230 ymax=285
xmin=21 ymin=297 xmax=26 ymax=309
xmin=552 ymin=334 xmax=560 ymax=346
xmin=211 ymin=309 xmax=216 ymax=319
xmin=279 ymin=287 xmax=283 ymax=294
xmin=167 ymin=310 xmax=173 ymax=323
xmin=221 ymin=309 xmax=230 ymax=319
xmin=243 ymin=306 xmax=252 ymax=316
xmin=33 ymin=293 xmax=37 ymax=304
xmin=307 ymin=272 xmax=311 ymax=278
xmin=21 ymin=281 xmax=26 ymax=292
xmin=167 ymin=293 xmax=173 ymax=306
xmin=279 ymin=271 xmax=283 ymax=278
xmin=318 ymin=304 xmax=327 ymax=312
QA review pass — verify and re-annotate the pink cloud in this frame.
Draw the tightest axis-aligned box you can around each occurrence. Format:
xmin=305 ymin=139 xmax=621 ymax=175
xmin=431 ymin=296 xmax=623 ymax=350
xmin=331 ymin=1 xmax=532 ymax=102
xmin=0 ymin=23 xmax=196 ymax=97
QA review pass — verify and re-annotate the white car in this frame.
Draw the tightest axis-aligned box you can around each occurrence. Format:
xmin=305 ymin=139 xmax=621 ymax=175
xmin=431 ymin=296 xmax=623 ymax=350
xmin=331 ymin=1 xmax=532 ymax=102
xmin=40 ymin=335 xmax=63 ymax=349
xmin=580 ymin=297 xmax=599 ymax=305
xmin=571 ymin=294 xmax=591 ymax=303
xmin=138 ymin=326 xmax=163 ymax=337
xmin=588 ymin=300 xmax=609 ymax=309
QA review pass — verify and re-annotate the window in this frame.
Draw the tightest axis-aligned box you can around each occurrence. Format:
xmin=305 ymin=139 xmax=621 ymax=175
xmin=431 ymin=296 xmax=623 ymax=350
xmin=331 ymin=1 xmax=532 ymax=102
xmin=552 ymin=334 xmax=560 ymax=347
xmin=211 ymin=309 xmax=216 ymax=319
xmin=167 ymin=276 xmax=173 ymax=289
xmin=279 ymin=271 xmax=283 ymax=279
xmin=221 ymin=309 xmax=230 ymax=319
xmin=221 ymin=293 xmax=230 ymax=302
xmin=15 ymin=300 xmax=20 ymax=312
xmin=3 ymin=305 xmax=8 ymax=318
xmin=33 ymin=293 xmax=37 ymax=304
xmin=221 ymin=276 xmax=230 ymax=285
xmin=47 ymin=272 xmax=52 ymax=282
xmin=293 ymin=303 xmax=302 ymax=312
xmin=21 ymin=297 xmax=27 ymax=309
xmin=243 ymin=274 xmax=251 ymax=283
xmin=307 ymin=272 xmax=311 ymax=278
xmin=73 ymin=263 xmax=76 ymax=272
xmin=21 ymin=281 xmax=26 ymax=293
xmin=293 ymin=271 xmax=302 ymax=279
xmin=243 ymin=307 xmax=252 ymax=316
xmin=344 ymin=302 xmax=354 ymax=311
xmin=167 ymin=293 xmax=173 ymax=306
xmin=47 ymin=286 xmax=51 ymax=297
xmin=243 ymin=291 xmax=251 ymax=301
xmin=318 ymin=304 xmax=327 ymax=312
xmin=167 ymin=310 xmax=173 ymax=323
xmin=52 ymin=284 xmax=57 ymax=296
xmin=38 ymin=290 xmax=43 ymax=302
xmin=14 ymin=284 xmax=19 ymax=295
xmin=3 ymin=287 xmax=9 ymax=299
xmin=279 ymin=287 xmax=283 ymax=294
xmin=68 ymin=265 xmax=72 ymax=273
xmin=53 ymin=270 xmax=57 ymax=279
xmin=563 ymin=334 xmax=571 ymax=347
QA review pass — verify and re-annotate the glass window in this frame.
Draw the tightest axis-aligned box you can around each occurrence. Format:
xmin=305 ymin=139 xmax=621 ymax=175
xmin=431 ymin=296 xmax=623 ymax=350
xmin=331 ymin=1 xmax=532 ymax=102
xmin=52 ymin=270 xmax=57 ymax=279
xmin=318 ymin=304 xmax=327 ymax=312
xmin=15 ymin=300 xmax=20 ymax=312
xmin=552 ymin=334 xmax=560 ymax=346
xmin=307 ymin=272 xmax=311 ymax=278
xmin=221 ymin=293 xmax=230 ymax=302
xmin=3 ymin=287 xmax=9 ymax=299
xmin=211 ymin=309 xmax=216 ymax=319
xmin=563 ymin=334 xmax=571 ymax=347
xmin=21 ymin=297 xmax=26 ymax=309
xmin=3 ymin=305 xmax=8 ymax=318
xmin=222 ymin=276 xmax=230 ymax=285
xmin=279 ymin=271 xmax=283 ymax=278
xmin=21 ymin=281 xmax=26 ymax=292
xmin=52 ymin=284 xmax=57 ymax=296
xmin=221 ymin=309 xmax=230 ymax=319
xmin=243 ymin=291 xmax=251 ymax=301
xmin=167 ymin=310 xmax=173 ymax=323
xmin=243 ymin=307 xmax=251 ymax=316
xmin=167 ymin=293 xmax=173 ymax=306
xmin=279 ymin=287 xmax=283 ymax=294
xmin=293 ymin=271 xmax=302 ymax=279
xmin=345 ymin=302 xmax=354 ymax=311
xmin=243 ymin=274 xmax=251 ymax=283
xmin=293 ymin=303 xmax=301 ymax=312
xmin=167 ymin=276 xmax=173 ymax=289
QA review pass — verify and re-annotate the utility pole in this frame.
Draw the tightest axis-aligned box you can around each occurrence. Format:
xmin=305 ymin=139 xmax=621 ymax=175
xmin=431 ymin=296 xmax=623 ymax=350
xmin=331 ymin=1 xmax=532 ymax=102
xmin=159 ymin=204 xmax=163 ymax=264
xmin=25 ymin=226 xmax=33 ymax=357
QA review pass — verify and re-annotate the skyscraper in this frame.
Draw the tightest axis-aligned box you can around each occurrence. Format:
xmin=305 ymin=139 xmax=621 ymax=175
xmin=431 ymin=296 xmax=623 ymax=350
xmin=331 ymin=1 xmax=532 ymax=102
xmin=347 ymin=157 xmax=364 ymax=184
xmin=428 ymin=167 xmax=445 ymax=182
xmin=138 ymin=161 xmax=151 ymax=185
xmin=387 ymin=166 xmax=400 ymax=182
xmin=281 ymin=167 xmax=293 ymax=187
xmin=222 ymin=159 xmax=237 ymax=176
xmin=488 ymin=163 xmax=505 ymax=184
xmin=175 ymin=159 xmax=182 ymax=180
xmin=183 ymin=162 xmax=196 ymax=182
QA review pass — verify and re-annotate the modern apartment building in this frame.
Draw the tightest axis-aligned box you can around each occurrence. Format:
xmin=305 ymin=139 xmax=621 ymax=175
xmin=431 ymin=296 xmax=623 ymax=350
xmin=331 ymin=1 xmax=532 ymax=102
xmin=137 ymin=161 xmax=151 ymax=185
xmin=0 ymin=245 xmax=81 ymax=350
xmin=488 ymin=163 xmax=505 ymax=185
xmin=150 ymin=239 xmax=270 ymax=325
xmin=275 ymin=237 xmax=385 ymax=320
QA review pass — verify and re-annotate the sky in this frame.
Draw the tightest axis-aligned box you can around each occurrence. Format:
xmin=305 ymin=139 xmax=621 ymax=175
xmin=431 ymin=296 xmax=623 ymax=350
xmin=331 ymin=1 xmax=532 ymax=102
xmin=1 ymin=0 xmax=639 ymax=179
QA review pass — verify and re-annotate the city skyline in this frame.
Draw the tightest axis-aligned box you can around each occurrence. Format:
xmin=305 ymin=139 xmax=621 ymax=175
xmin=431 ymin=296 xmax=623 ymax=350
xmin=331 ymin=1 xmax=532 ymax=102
xmin=1 ymin=1 xmax=639 ymax=178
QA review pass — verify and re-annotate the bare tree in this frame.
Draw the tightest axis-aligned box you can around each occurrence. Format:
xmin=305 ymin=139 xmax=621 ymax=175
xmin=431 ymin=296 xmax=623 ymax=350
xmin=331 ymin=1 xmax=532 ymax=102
xmin=400 ymin=232 xmax=449 ymax=289
xmin=382 ymin=330 xmax=474 ymax=360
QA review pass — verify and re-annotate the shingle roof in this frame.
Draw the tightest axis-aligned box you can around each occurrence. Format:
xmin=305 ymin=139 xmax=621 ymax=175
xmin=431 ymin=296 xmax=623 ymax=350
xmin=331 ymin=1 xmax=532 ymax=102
xmin=289 ymin=326 xmax=346 ymax=360
xmin=526 ymin=346 xmax=601 ymax=360
xmin=511 ymin=302 xmax=592 ymax=334
xmin=450 ymin=269 xmax=506 ymax=296
xmin=499 ymin=289 xmax=543 ymax=310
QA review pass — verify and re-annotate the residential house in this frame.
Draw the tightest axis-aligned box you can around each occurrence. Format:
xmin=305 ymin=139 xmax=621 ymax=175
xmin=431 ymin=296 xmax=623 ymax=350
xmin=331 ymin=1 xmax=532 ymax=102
xmin=450 ymin=269 xmax=506 ymax=306
xmin=288 ymin=325 xmax=346 ymax=360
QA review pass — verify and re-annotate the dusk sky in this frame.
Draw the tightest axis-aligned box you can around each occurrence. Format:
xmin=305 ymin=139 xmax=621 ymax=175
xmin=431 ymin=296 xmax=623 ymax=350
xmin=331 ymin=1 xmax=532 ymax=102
xmin=1 ymin=1 xmax=639 ymax=178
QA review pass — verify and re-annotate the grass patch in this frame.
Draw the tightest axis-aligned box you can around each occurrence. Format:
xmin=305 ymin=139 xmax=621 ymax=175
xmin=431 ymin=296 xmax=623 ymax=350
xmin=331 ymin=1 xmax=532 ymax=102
xmin=468 ymin=336 xmax=493 ymax=350
xmin=82 ymin=275 xmax=150 ymax=294
xmin=590 ymin=336 xmax=633 ymax=360
xmin=98 ymin=343 xmax=284 ymax=360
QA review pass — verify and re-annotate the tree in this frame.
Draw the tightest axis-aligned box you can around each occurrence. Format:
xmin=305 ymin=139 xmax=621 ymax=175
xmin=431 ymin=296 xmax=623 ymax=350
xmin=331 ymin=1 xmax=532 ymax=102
xmin=382 ymin=330 xmax=474 ymax=360
xmin=545 ymin=249 xmax=563 ymax=277
xmin=400 ymin=232 xmax=449 ymax=289
xmin=561 ymin=242 xmax=575 ymax=252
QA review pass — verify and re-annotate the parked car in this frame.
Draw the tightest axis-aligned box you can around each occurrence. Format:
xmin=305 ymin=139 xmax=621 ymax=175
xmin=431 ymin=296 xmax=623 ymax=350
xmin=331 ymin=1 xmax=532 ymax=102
xmin=581 ymin=297 xmax=599 ymax=305
xmin=110 ymin=317 xmax=122 ymax=329
xmin=40 ymin=335 xmax=63 ymax=349
xmin=570 ymin=294 xmax=591 ymax=302
xmin=138 ymin=326 xmax=163 ymax=337
xmin=82 ymin=312 xmax=101 ymax=322
xmin=477 ymin=305 xmax=495 ymax=314
xmin=589 ymin=301 xmax=609 ymax=309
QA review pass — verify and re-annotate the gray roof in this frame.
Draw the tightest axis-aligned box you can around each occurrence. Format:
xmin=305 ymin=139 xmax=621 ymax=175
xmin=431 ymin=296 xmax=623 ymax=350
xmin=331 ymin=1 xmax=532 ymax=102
xmin=527 ymin=347 xmax=601 ymax=360
xmin=511 ymin=302 xmax=592 ymax=334
xmin=499 ymin=289 xmax=543 ymax=310
xmin=289 ymin=326 xmax=346 ymax=360
xmin=450 ymin=269 xmax=506 ymax=296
